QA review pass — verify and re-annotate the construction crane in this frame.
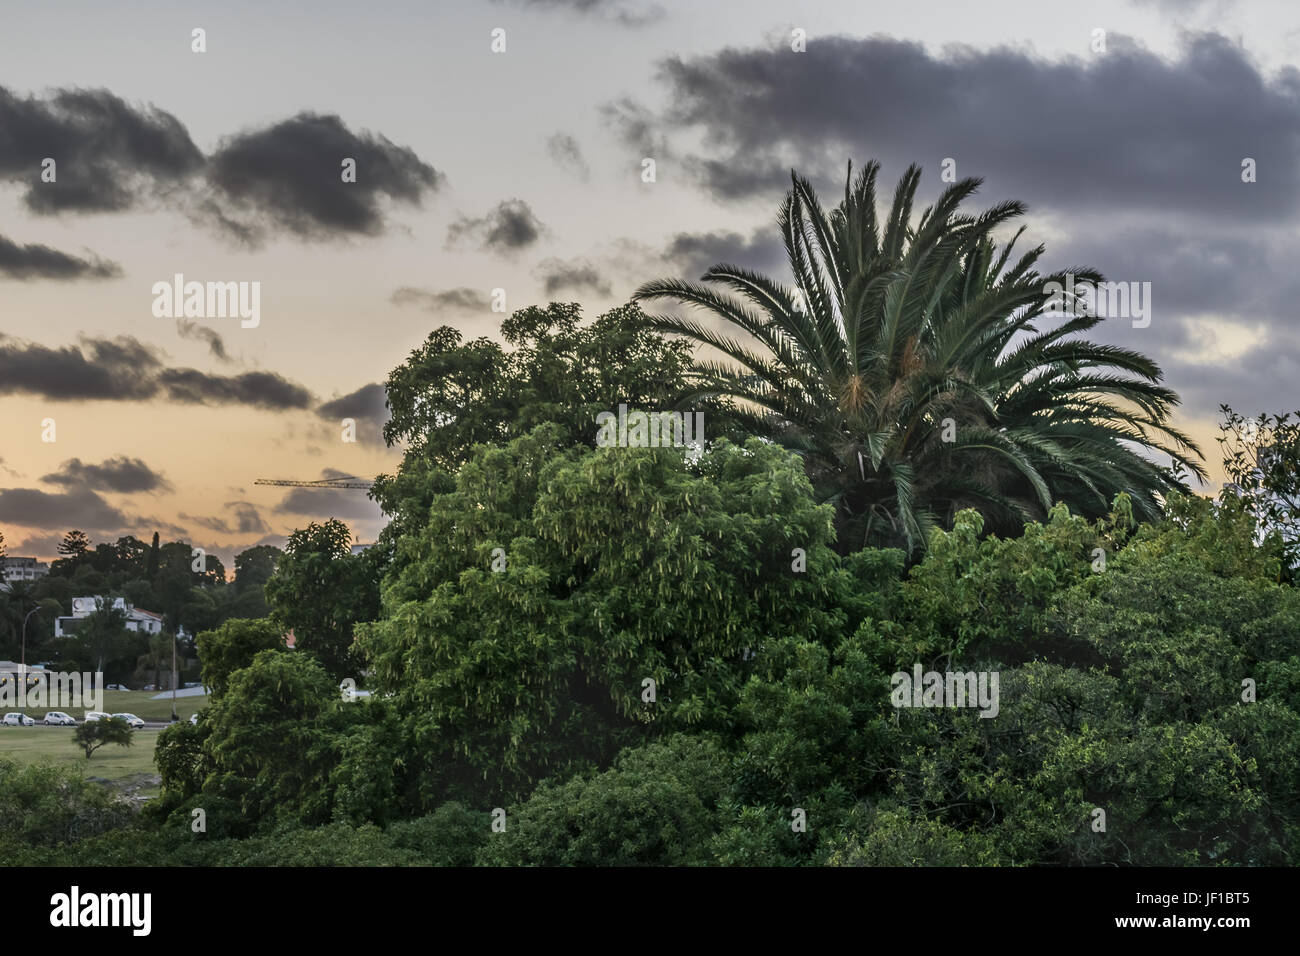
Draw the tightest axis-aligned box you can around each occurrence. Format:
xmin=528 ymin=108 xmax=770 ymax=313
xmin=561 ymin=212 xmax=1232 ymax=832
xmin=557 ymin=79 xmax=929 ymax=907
xmin=255 ymin=475 xmax=376 ymax=489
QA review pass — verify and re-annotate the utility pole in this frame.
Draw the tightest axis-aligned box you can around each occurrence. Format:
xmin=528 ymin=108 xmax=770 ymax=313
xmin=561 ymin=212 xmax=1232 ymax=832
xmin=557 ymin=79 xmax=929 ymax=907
xmin=21 ymin=605 xmax=45 ymax=693
xmin=171 ymin=631 xmax=178 ymax=722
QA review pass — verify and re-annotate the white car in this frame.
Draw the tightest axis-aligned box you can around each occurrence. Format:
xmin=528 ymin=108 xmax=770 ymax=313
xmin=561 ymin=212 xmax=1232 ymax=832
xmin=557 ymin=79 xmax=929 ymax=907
xmin=83 ymin=711 xmax=110 ymax=723
xmin=43 ymin=711 xmax=76 ymax=726
xmin=2 ymin=712 xmax=35 ymax=726
xmin=111 ymin=713 xmax=145 ymax=729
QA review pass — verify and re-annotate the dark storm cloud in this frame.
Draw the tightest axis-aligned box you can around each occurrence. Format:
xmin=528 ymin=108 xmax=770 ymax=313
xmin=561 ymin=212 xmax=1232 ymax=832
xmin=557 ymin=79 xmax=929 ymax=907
xmin=0 ymin=88 xmax=442 ymax=245
xmin=0 ymin=234 xmax=121 ymax=280
xmin=0 ymin=85 xmax=203 ymax=214
xmin=317 ymin=383 xmax=390 ymax=445
xmin=0 ymin=487 xmax=127 ymax=530
xmin=662 ymin=228 xmax=787 ymax=279
xmin=447 ymin=199 xmax=545 ymax=254
xmin=1049 ymin=227 xmax=1300 ymax=332
xmin=390 ymin=286 xmax=489 ymax=312
xmin=42 ymin=456 xmax=172 ymax=494
xmin=0 ymin=334 xmax=312 ymax=409
xmin=176 ymin=319 xmax=231 ymax=362
xmin=156 ymin=369 xmax=314 ymax=409
xmin=536 ymin=257 xmax=611 ymax=296
xmin=205 ymin=112 xmax=443 ymax=243
xmin=629 ymin=32 xmax=1300 ymax=219
xmin=0 ymin=334 xmax=161 ymax=401
xmin=547 ymin=132 xmax=591 ymax=180
xmin=1029 ymin=223 xmax=1300 ymax=419
xmin=182 ymin=501 xmax=269 ymax=536
xmin=318 ymin=383 xmax=389 ymax=424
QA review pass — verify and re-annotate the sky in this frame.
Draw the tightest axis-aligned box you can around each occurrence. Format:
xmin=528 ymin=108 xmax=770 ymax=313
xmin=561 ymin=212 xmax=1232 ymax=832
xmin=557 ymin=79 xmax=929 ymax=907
xmin=1 ymin=0 xmax=1298 ymax=570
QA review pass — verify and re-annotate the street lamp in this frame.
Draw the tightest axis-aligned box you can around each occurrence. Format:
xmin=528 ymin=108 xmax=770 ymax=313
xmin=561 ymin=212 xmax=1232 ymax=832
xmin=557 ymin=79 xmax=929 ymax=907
xmin=21 ymin=605 xmax=48 ymax=689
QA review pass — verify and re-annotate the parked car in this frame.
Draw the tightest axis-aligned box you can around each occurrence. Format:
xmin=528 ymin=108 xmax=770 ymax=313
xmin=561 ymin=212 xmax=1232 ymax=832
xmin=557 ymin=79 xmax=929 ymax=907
xmin=83 ymin=711 xmax=110 ymax=722
xmin=111 ymin=713 xmax=145 ymax=729
xmin=43 ymin=711 xmax=76 ymax=726
xmin=142 ymin=684 xmax=157 ymax=691
xmin=183 ymin=682 xmax=200 ymax=689
xmin=106 ymin=684 xmax=128 ymax=691
xmin=2 ymin=712 xmax=35 ymax=726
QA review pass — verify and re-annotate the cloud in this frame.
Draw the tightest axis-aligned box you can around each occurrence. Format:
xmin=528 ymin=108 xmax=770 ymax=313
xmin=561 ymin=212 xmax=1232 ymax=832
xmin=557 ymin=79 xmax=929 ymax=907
xmin=1037 ymin=223 xmax=1300 ymax=417
xmin=0 ymin=89 xmax=441 ymax=247
xmin=175 ymin=319 xmax=231 ymax=362
xmin=3 ymin=532 xmax=64 ymax=559
xmin=599 ymin=97 xmax=670 ymax=160
xmin=0 ymin=234 xmax=121 ymax=280
xmin=0 ymin=85 xmax=204 ymax=214
xmin=203 ymin=112 xmax=443 ymax=244
xmin=535 ymin=257 xmax=611 ymax=297
xmin=181 ymin=501 xmax=270 ymax=536
xmin=390 ymin=286 xmax=489 ymax=312
xmin=661 ymin=228 xmax=787 ymax=280
xmin=546 ymin=132 xmax=591 ymax=180
xmin=623 ymin=32 xmax=1300 ymax=220
xmin=41 ymin=456 xmax=172 ymax=494
xmin=317 ymin=383 xmax=390 ymax=445
xmin=447 ymin=199 xmax=544 ymax=255
xmin=0 ymin=334 xmax=313 ymax=409
xmin=491 ymin=0 xmax=663 ymax=26
xmin=0 ymin=334 xmax=162 ymax=401
xmin=0 ymin=487 xmax=127 ymax=530
xmin=155 ymin=368 xmax=314 ymax=409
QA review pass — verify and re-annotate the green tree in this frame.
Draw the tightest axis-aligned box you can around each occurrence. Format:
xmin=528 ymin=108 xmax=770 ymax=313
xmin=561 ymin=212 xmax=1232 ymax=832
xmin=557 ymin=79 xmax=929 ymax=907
xmin=154 ymin=718 xmax=211 ymax=799
xmin=229 ymin=545 xmax=282 ymax=618
xmin=71 ymin=602 xmax=131 ymax=674
xmin=479 ymin=735 xmax=732 ymax=866
xmin=266 ymin=520 xmax=377 ymax=683
xmin=57 ymin=529 xmax=90 ymax=557
xmin=202 ymin=649 xmax=341 ymax=824
xmin=635 ymin=161 xmax=1204 ymax=554
xmin=357 ymin=426 xmax=852 ymax=804
xmin=195 ymin=618 xmax=285 ymax=697
xmin=1219 ymin=404 xmax=1300 ymax=576
xmin=373 ymin=301 xmax=737 ymax=552
xmin=73 ymin=717 xmax=134 ymax=759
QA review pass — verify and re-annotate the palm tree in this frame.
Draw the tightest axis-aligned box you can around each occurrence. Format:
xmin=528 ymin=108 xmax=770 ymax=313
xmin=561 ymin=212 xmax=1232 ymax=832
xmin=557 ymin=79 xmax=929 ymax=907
xmin=634 ymin=161 xmax=1205 ymax=554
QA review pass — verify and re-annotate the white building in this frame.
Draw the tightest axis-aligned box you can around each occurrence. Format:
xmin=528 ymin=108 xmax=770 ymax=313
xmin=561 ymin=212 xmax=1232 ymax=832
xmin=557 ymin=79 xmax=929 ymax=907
xmin=55 ymin=596 xmax=166 ymax=637
xmin=1 ymin=556 xmax=50 ymax=588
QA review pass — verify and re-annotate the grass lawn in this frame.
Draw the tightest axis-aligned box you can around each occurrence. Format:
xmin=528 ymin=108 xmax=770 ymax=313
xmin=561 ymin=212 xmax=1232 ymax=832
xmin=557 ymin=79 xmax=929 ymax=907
xmin=4 ymin=689 xmax=208 ymax=722
xmin=0 ymin=727 xmax=161 ymax=794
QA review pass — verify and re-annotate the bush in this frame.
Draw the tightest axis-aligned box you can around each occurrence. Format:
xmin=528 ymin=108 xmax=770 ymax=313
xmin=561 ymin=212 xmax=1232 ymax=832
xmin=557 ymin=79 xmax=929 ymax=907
xmin=479 ymin=735 xmax=731 ymax=866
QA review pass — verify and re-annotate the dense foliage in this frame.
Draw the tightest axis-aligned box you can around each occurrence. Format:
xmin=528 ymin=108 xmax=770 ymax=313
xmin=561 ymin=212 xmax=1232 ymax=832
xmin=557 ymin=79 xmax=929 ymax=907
xmin=11 ymin=420 xmax=1298 ymax=867
xmin=2 ymin=165 xmax=1295 ymax=867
